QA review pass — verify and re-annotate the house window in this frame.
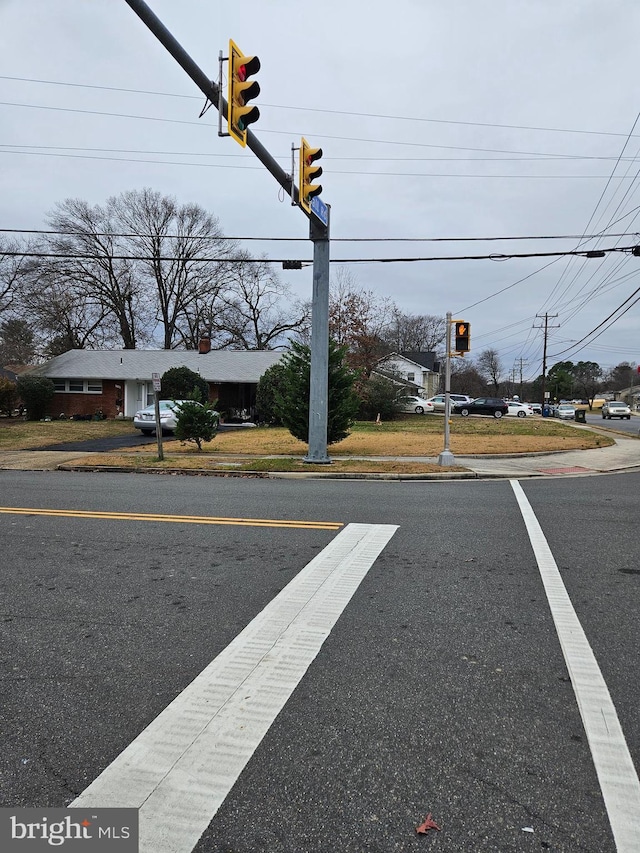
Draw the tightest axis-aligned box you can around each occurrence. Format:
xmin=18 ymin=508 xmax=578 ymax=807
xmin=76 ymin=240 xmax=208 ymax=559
xmin=54 ymin=379 xmax=104 ymax=394
xmin=407 ymin=372 xmax=415 ymax=382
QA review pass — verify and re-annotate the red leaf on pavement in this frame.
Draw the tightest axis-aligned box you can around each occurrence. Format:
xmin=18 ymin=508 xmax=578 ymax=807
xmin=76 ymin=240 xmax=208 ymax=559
xmin=416 ymin=813 xmax=441 ymax=834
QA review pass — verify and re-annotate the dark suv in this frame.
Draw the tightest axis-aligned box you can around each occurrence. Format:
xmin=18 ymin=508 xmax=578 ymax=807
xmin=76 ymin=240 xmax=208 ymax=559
xmin=454 ymin=397 xmax=509 ymax=418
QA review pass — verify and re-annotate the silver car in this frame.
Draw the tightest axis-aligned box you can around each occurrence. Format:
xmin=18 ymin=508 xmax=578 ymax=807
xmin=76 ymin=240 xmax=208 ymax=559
xmin=426 ymin=394 xmax=472 ymax=412
xmin=602 ymin=401 xmax=631 ymax=420
xmin=133 ymin=399 xmax=189 ymax=435
xmin=554 ymin=404 xmax=576 ymax=420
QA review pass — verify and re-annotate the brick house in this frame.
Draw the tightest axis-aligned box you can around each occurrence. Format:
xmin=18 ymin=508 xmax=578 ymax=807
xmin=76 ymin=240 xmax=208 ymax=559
xmin=25 ymin=343 xmax=283 ymax=421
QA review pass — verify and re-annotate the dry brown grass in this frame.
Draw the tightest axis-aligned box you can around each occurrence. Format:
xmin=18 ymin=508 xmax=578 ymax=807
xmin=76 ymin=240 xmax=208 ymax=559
xmin=31 ymin=413 xmax=614 ymax=474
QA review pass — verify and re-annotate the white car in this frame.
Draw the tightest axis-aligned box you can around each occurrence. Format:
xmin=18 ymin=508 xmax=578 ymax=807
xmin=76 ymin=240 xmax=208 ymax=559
xmin=397 ymin=395 xmax=435 ymax=414
xmin=507 ymin=401 xmax=534 ymax=418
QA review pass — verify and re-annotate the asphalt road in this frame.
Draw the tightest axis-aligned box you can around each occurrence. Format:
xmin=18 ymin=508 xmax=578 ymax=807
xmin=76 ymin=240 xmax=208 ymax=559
xmin=584 ymin=412 xmax=640 ymax=436
xmin=0 ymin=471 xmax=638 ymax=852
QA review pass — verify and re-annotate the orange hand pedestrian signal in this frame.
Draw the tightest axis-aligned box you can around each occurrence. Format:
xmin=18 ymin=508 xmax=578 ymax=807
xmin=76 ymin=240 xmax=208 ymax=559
xmin=454 ymin=321 xmax=470 ymax=353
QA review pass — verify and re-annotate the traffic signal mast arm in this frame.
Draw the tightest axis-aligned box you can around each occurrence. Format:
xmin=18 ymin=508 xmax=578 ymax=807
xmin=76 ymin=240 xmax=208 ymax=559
xmin=123 ymin=0 xmax=310 ymax=211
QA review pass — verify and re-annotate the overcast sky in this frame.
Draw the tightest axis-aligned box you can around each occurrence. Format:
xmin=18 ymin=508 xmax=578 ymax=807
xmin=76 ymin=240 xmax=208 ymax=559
xmin=2 ymin=0 xmax=639 ymax=380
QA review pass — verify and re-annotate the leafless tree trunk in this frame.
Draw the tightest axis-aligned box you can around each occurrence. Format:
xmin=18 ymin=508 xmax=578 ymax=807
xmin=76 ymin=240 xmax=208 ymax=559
xmin=477 ymin=348 xmax=503 ymax=393
xmin=207 ymin=257 xmax=309 ymax=350
xmin=45 ymin=199 xmax=145 ymax=349
xmin=113 ymin=189 xmax=237 ymax=349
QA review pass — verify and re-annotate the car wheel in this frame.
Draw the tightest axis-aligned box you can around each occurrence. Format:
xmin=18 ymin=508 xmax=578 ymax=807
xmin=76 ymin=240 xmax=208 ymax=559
xmin=460 ymin=408 xmax=470 ymax=417
xmin=608 ymin=415 xmax=611 ymax=419
xmin=517 ymin=410 xmax=526 ymax=418
xmin=494 ymin=410 xmax=503 ymax=419
xmin=141 ymin=429 xmax=152 ymax=435
xmin=415 ymin=406 xmax=424 ymax=414
xmin=628 ymin=415 xmax=631 ymax=420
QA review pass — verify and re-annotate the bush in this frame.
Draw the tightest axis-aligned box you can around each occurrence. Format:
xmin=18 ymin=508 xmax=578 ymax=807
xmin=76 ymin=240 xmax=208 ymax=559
xmin=255 ymin=362 xmax=288 ymax=425
xmin=358 ymin=375 xmax=402 ymax=421
xmin=16 ymin=374 xmax=55 ymax=420
xmin=0 ymin=377 xmax=17 ymax=416
xmin=174 ymin=398 xmax=219 ymax=451
xmin=161 ymin=366 xmax=210 ymax=402
xmin=274 ymin=340 xmax=360 ymax=445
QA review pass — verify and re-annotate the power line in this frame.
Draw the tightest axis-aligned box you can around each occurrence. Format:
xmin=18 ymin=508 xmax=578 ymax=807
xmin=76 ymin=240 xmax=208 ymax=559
xmin=3 ymin=146 xmax=636 ymax=180
xmin=2 ymin=74 xmax=639 ymax=141
xmin=3 ymin=100 xmax=636 ymax=162
xmin=3 ymin=245 xmax=638 ymax=264
xmin=2 ymin=227 xmax=638 ymax=243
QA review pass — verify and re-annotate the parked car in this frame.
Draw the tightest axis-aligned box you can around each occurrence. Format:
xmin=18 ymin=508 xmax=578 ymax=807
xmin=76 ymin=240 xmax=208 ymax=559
xmin=554 ymin=403 xmax=576 ymax=420
xmin=397 ymin=395 xmax=435 ymax=415
xmin=507 ymin=401 xmax=534 ymax=418
xmin=601 ymin=401 xmax=631 ymax=419
xmin=426 ymin=394 xmax=472 ymax=412
xmin=133 ymin=399 xmax=193 ymax=434
xmin=454 ymin=397 xmax=509 ymax=418
xmin=524 ymin=402 xmax=542 ymax=415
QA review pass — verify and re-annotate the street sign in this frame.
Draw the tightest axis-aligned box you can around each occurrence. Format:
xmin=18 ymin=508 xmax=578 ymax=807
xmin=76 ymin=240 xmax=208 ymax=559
xmin=152 ymin=372 xmax=161 ymax=391
xmin=311 ymin=195 xmax=328 ymax=226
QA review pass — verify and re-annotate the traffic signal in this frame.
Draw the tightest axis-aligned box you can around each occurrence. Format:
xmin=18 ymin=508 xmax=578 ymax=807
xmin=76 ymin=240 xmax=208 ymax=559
xmin=299 ymin=137 xmax=323 ymax=213
xmin=228 ymin=39 xmax=260 ymax=147
xmin=454 ymin=321 xmax=471 ymax=354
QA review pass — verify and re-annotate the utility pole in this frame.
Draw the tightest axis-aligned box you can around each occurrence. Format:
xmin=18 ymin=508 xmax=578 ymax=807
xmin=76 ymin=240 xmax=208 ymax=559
xmin=535 ymin=313 xmax=559 ymax=412
xmin=514 ymin=357 xmax=527 ymax=398
xmin=438 ymin=313 xmax=456 ymax=467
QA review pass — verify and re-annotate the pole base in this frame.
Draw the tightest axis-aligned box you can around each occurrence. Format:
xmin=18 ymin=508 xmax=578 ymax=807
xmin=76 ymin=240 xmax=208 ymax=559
xmin=303 ymin=455 xmax=332 ymax=465
xmin=437 ymin=450 xmax=457 ymax=467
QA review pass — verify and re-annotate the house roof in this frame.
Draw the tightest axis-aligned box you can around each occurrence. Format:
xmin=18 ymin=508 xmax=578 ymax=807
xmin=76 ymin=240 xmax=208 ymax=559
xmin=400 ymin=351 xmax=437 ymax=370
xmin=26 ymin=349 xmax=284 ymax=383
xmin=376 ymin=351 xmax=438 ymax=371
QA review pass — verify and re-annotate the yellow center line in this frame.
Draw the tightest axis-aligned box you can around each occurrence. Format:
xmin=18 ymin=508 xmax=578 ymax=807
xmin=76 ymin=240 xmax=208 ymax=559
xmin=0 ymin=506 xmax=343 ymax=531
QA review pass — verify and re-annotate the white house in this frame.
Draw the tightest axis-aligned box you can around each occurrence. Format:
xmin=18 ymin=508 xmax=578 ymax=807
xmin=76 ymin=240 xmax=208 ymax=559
xmin=373 ymin=351 xmax=440 ymax=398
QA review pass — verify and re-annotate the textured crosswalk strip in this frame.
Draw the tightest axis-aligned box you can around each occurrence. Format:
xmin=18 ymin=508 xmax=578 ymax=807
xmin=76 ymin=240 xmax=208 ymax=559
xmin=70 ymin=522 xmax=398 ymax=853
xmin=511 ymin=480 xmax=640 ymax=852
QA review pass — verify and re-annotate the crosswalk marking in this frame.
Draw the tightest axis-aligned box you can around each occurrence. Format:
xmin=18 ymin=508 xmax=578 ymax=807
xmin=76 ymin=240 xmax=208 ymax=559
xmin=511 ymin=480 xmax=640 ymax=852
xmin=70 ymin=522 xmax=398 ymax=853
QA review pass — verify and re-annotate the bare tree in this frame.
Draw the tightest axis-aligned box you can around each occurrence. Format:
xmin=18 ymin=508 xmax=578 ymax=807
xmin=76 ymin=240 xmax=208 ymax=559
xmin=0 ymin=237 xmax=33 ymax=319
xmin=328 ymin=268 xmax=393 ymax=376
xmin=43 ymin=199 xmax=147 ymax=349
xmin=476 ymin=348 xmax=503 ymax=393
xmin=203 ymin=257 xmax=308 ymax=350
xmin=382 ymin=308 xmax=446 ymax=353
xmin=114 ymin=189 xmax=237 ymax=349
xmin=21 ymin=264 xmax=115 ymax=355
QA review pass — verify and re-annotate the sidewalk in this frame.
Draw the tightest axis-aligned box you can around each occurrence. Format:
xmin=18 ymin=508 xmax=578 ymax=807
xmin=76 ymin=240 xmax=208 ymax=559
xmin=0 ymin=433 xmax=638 ymax=479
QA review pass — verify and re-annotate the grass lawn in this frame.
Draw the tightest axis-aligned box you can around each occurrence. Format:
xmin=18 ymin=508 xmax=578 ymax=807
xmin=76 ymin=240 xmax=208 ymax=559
xmin=0 ymin=413 xmax=614 ymax=474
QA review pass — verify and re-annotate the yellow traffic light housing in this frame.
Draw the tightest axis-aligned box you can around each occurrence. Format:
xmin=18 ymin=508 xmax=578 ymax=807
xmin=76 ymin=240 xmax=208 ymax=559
xmin=299 ymin=136 xmax=323 ymax=214
xmin=454 ymin=320 xmax=471 ymax=354
xmin=228 ymin=39 xmax=260 ymax=147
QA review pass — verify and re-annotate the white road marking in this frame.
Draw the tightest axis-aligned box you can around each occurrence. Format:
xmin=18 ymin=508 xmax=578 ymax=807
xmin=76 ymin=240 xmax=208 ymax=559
xmin=511 ymin=480 xmax=640 ymax=851
xmin=70 ymin=522 xmax=398 ymax=853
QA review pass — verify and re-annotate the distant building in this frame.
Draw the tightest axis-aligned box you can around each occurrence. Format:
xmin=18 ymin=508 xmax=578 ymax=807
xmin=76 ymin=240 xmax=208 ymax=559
xmin=373 ymin=351 xmax=440 ymax=398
